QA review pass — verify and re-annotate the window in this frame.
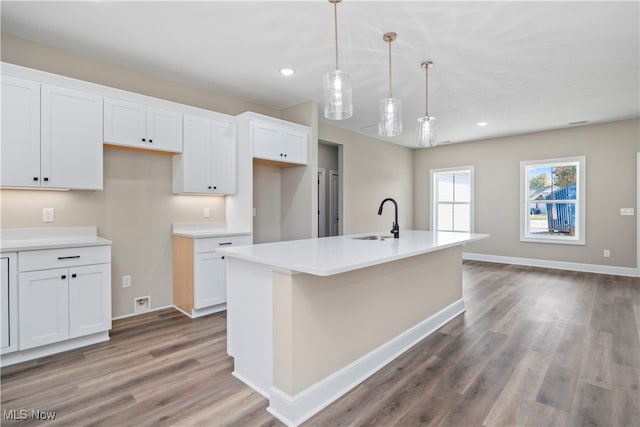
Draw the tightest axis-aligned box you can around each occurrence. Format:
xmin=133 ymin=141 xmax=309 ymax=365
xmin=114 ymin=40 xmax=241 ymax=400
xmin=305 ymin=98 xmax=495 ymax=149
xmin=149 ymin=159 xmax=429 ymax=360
xmin=520 ymin=156 xmax=585 ymax=245
xmin=431 ymin=167 xmax=474 ymax=232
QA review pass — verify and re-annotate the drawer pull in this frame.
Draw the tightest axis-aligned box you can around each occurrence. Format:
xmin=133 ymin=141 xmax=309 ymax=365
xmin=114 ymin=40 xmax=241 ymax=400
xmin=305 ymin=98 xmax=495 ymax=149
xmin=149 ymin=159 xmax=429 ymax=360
xmin=61 ymin=275 xmax=66 ymax=280
xmin=71 ymin=274 xmax=77 ymax=278
xmin=58 ymin=256 xmax=81 ymax=260
xmin=218 ymin=242 xmax=232 ymax=246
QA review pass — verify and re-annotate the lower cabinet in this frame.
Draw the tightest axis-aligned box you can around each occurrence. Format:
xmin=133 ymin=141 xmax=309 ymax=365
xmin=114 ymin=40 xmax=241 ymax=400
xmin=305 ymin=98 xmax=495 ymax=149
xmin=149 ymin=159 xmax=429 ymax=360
xmin=173 ymin=234 xmax=251 ymax=318
xmin=1 ymin=253 xmax=18 ymax=355
xmin=15 ymin=246 xmax=111 ymax=352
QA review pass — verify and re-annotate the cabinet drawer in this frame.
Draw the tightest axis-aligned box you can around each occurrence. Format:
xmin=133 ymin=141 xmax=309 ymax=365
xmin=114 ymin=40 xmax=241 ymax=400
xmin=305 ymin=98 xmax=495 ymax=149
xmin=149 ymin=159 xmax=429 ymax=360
xmin=19 ymin=245 xmax=111 ymax=272
xmin=194 ymin=235 xmax=252 ymax=253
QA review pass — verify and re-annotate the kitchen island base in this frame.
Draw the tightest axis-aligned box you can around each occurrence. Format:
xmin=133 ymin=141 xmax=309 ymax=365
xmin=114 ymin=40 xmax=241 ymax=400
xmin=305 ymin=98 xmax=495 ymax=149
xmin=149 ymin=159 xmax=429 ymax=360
xmin=227 ymin=244 xmax=466 ymax=426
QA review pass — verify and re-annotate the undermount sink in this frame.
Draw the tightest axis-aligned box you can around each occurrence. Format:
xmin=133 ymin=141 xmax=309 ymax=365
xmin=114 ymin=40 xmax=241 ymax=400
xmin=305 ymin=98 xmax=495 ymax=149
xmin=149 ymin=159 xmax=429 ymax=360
xmin=352 ymin=235 xmax=393 ymax=241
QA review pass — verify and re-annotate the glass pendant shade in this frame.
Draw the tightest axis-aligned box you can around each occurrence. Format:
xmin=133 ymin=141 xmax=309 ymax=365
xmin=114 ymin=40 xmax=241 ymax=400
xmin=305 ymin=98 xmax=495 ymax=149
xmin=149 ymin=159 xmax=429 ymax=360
xmin=324 ymin=69 xmax=353 ymax=120
xmin=379 ymin=97 xmax=402 ymax=137
xmin=416 ymin=115 xmax=436 ymax=148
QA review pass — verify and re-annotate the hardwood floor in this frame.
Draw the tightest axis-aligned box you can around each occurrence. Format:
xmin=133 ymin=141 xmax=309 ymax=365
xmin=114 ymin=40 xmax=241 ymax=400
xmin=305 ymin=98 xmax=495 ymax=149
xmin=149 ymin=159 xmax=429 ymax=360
xmin=2 ymin=261 xmax=638 ymax=426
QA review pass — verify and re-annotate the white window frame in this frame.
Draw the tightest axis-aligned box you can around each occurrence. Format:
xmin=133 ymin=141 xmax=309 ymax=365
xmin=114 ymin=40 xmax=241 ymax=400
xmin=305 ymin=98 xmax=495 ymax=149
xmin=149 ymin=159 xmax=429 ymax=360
xmin=520 ymin=156 xmax=586 ymax=245
xmin=431 ymin=166 xmax=475 ymax=233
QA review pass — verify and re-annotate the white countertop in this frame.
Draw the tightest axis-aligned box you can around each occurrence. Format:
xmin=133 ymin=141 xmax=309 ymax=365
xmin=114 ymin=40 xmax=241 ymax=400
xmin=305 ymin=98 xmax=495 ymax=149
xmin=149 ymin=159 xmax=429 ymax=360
xmin=172 ymin=222 xmax=251 ymax=239
xmin=0 ymin=226 xmax=112 ymax=252
xmin=217 ymin=230 xmax=489 ymax=276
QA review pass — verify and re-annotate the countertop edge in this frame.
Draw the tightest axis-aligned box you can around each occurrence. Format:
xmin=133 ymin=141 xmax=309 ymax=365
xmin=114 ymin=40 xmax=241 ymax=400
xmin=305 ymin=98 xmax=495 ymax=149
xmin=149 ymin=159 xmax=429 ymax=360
xmin=0 ymin=238 xmax=112 ymax=252
xmin=172 ymin=231 xmax=252 ymax=239
xmin=219 ymin=233 xmax=489 ymax=276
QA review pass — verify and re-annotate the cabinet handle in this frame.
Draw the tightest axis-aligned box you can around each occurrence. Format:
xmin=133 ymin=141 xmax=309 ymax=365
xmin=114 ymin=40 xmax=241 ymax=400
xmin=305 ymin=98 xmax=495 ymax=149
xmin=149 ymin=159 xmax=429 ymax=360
xmin=149 ymin=139 xmax=153 ymax=143
xmin=58 ymin=255 xmax=81 ymax=260
xmin=142 ymin=138 xmax=146 ymax=142
xmin=213 ymin=186 xmax=217 ymax=190
xmin=71 ymin=273 xmax=77 ymax=278
xmin=61 ymin=275 xmax=67 ymax=280
xmin=222 ymin=256 xmax=225 ymax=260
xmin=284 ymin=154 xmax=287 ymax=158
xmin=208 ymin=186 xmax=212 ymax=190
xmin=218 ymin=242 xmax=232 ymax=246
xmin=280 ymin=153 xmax=283 ymax=157
xmin=33 ymin=177 xmax=39 ymax=182
xmin=43 ymin=177 xmax=49 ymax=182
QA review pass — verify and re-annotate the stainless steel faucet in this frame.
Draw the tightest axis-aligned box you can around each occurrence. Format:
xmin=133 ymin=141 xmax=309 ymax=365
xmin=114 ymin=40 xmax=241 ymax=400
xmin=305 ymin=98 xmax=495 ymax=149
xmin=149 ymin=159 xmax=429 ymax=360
xmin=378 ymin=198 xmax=399 ymax=238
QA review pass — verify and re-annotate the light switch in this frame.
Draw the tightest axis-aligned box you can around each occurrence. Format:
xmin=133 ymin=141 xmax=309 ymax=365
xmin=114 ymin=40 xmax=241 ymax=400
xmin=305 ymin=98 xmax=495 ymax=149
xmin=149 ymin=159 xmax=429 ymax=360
xmin=42 ymin=207 xmax=55 ymax=223
xmin=203 ymin=207 xmax=210 ymax=218
xmin=620 ymin=208 xmax=634 ymax=216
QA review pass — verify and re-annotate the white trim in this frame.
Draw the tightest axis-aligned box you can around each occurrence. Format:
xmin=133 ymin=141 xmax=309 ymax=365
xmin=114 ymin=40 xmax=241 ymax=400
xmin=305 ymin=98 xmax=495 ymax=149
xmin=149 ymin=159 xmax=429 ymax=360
xmin=170 ymin=303 xmax=226 ymax=319
xmin=463 ymin=252 xmax=638 ymax=278
xmin=111 ymin=304 xmax=174 ymax=321
xmin=1 ymin=331 xmax=109 ymax=367
xmin=430 ymin=166 xmax=474 ymax=232
xmin=266 ymin=299 xmax=466 ymax=427
xmin=232 ymin=370 xmax=270 ymax=399
xmin=637 ymin=153 xmax=639 ymax=277
xmin=520 ymin=156 xmax=586 ymax=245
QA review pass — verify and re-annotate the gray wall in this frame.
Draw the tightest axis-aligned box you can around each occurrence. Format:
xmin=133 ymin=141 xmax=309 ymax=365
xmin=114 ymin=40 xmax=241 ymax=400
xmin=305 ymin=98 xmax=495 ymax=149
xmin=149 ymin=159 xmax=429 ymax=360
xmin=414 ymin=119 xmax=639 ymax=268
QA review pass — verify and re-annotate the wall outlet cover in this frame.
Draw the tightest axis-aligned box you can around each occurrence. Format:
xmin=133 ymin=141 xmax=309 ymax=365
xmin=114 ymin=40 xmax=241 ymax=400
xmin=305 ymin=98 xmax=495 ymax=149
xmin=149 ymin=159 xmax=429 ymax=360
xmin=42 ymin=207 xmax=55 ymax=223
xmin=620 ymin=208 xmax=634 ymax=216
xmin=122 ymin=275 xmax=132 ymax=288
xmin=134 ymin=296 xmax=151 ymax=313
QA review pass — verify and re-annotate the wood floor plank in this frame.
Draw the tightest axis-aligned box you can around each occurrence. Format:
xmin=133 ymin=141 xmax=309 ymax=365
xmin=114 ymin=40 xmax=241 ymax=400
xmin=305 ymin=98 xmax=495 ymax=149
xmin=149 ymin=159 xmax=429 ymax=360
xmin=2 ymin=262 xmax=638 ymax=427
xmin=483 ymin=349 xmax=552 ymax=426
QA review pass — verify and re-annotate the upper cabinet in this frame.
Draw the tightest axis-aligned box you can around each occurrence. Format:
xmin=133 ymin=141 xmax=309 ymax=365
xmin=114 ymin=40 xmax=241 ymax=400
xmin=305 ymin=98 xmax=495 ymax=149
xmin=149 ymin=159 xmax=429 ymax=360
xmin=1 ymin=76 xmax=103 ymax=190
xmin=173 ymin=114 xmax=236 ymax=195
xmin=104 ymin=97 xmax=183 ymax=153
xmin=247 ymin=115 xmax=309 ymax=165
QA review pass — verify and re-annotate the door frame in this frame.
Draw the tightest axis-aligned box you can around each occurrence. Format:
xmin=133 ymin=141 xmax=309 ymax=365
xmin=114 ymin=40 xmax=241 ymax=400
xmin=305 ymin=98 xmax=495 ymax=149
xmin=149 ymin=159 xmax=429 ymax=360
xmin=329 ymin=169 xmax=340 ymax=236
xmin=318 ymin=168 xmax=326 ymax=238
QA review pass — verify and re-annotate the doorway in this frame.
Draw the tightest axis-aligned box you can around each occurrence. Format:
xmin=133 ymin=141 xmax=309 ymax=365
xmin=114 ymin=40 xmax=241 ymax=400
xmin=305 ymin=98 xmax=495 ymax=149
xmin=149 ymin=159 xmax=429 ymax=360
xmin=318 ymin=142 xmax=340 ymax=237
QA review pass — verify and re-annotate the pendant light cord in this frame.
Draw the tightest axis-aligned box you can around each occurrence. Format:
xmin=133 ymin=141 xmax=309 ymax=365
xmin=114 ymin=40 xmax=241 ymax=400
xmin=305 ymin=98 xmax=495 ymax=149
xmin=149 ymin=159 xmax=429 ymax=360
xmin=334 ymin=1 xmax=339 ymax=70
xmin=388 ymin=40 xmax=393 ymax=97
xmin=425 ymin=65 xmax=429 ymax=116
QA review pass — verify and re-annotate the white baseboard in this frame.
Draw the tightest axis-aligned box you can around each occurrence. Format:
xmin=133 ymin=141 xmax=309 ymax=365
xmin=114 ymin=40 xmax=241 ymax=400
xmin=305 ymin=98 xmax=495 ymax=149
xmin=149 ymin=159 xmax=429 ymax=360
xmin=463 ymin=252 xmax=638 ymax=278
xmin=111 ymin=304 xmax=174 ymax=321
xmin=0 ymin=332 xmax=109 ymax=367
xmin=267 ymin=299 xmax=465 ymax=427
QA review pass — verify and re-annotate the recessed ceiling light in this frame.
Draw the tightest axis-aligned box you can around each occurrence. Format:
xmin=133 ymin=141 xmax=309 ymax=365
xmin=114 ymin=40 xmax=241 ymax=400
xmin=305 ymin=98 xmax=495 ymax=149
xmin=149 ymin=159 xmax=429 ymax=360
xmin=280 ymin=68 xmax=295 ymax=77
xmin=477 ymin=122 xmax=488 ymax=127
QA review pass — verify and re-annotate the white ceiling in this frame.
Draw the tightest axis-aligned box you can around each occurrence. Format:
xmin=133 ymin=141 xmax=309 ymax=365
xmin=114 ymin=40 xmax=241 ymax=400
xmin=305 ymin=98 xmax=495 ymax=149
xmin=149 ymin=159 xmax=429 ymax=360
xmin=1 ymin=1 xmax=638 ymax=148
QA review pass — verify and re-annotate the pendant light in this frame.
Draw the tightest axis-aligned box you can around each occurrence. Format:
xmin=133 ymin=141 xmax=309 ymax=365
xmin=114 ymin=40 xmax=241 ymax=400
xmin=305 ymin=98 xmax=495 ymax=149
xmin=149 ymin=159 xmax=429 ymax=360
xmin=324 ymin=0 xmax=353 ymax=120
xmin=416 ymin=61 xmax=436 ymax=148
xmin=378 ymin=32 xmax=402 ymax=137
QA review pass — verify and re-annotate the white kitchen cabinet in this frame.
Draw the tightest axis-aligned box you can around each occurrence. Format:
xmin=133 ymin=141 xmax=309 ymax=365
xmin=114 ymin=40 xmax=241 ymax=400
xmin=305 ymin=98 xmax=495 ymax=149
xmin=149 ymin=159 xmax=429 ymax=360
xmin=1 ymin=78 xmax=103 ymax=190
xmin=18 ymin=268 xmax=70 ymax=350
xmin=1 ymin=76 xmax=41 ymax=188
xmin=68 ymin=263 xmax=111 ymax=338
xmin=251 ymin=118 xmax=308 ymax=165
xmin=173 ymin=234 xmax=251 ymax=318
xmin=194 ymin=252 xmax=226 ymax=309
xmin=17 ymin=246 xmax=111 ymax=351
xmin=104 ymin=97 xmax=183 ymax=152
xmin=173 ymin=115 xmax=236 ymax=194
xmin=1 ymin=253 xmax=18 ymax=355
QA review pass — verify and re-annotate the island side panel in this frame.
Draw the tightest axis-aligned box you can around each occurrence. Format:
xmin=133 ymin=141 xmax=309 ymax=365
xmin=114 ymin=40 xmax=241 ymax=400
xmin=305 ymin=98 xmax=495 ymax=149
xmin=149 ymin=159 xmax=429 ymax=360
xmin=273 ymin=245 xmax=463 ymax=396
xmin=172 ymin=235 xmax=194 ymax=315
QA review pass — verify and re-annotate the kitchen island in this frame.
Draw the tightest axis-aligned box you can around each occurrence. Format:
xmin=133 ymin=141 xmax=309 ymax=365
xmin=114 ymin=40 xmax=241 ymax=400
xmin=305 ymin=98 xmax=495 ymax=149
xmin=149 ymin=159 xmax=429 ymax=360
xmin=218 ymin=230 xmax=488 ymax=426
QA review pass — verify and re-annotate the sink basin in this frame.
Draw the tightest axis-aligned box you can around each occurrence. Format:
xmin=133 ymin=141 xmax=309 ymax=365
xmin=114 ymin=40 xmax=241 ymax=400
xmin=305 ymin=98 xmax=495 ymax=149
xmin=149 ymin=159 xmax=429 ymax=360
xmin=352 ymin=235 xmax=393 ymax=241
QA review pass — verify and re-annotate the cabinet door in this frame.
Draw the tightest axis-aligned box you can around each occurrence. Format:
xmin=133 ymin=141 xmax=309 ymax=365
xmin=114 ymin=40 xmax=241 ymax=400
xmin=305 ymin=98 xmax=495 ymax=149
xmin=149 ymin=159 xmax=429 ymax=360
xmin=104 ymin=97 xmax=146 ymax=147
xmin=1 ymin=76 xmax=41 ymax=187
xmin=283 ymin=129 xmax=308 ymax=165
xmin=41 ymin=84 xmax=103 ymax=190
xmin=212 ymin=120 xmax=237 ymax=194
xmin=180 ymin=115 xmax=213 ymax=193
xmin=69 ymin=264 xmax=111 ymax=339
xmin=1 ymin=257 xmax=9 ymax=350
xmin=194 ymin=252 xmax=226 ymax=309
xmin=18 ymin=268 xmax=69 ymax=350
xmin=252 ymin=121 xmax=282 ymax=161
xmin=147 ymin=107 xmax=183 ymax=152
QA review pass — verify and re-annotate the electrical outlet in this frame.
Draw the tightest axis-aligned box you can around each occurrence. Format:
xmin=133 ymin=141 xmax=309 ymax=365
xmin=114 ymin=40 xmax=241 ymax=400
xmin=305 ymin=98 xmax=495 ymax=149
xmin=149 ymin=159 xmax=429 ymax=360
xmin=42 ymin=207 xmax=55 ymax=223
xmin=122 ymin=275 xmax=132 ymax=288
xmin=620 ymin=208 xmax=634 ymax=216
xmin=603 ymin=249 xmax=610 ymax=258
xmin=203 ymin=207 xmax=210 ymax=218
